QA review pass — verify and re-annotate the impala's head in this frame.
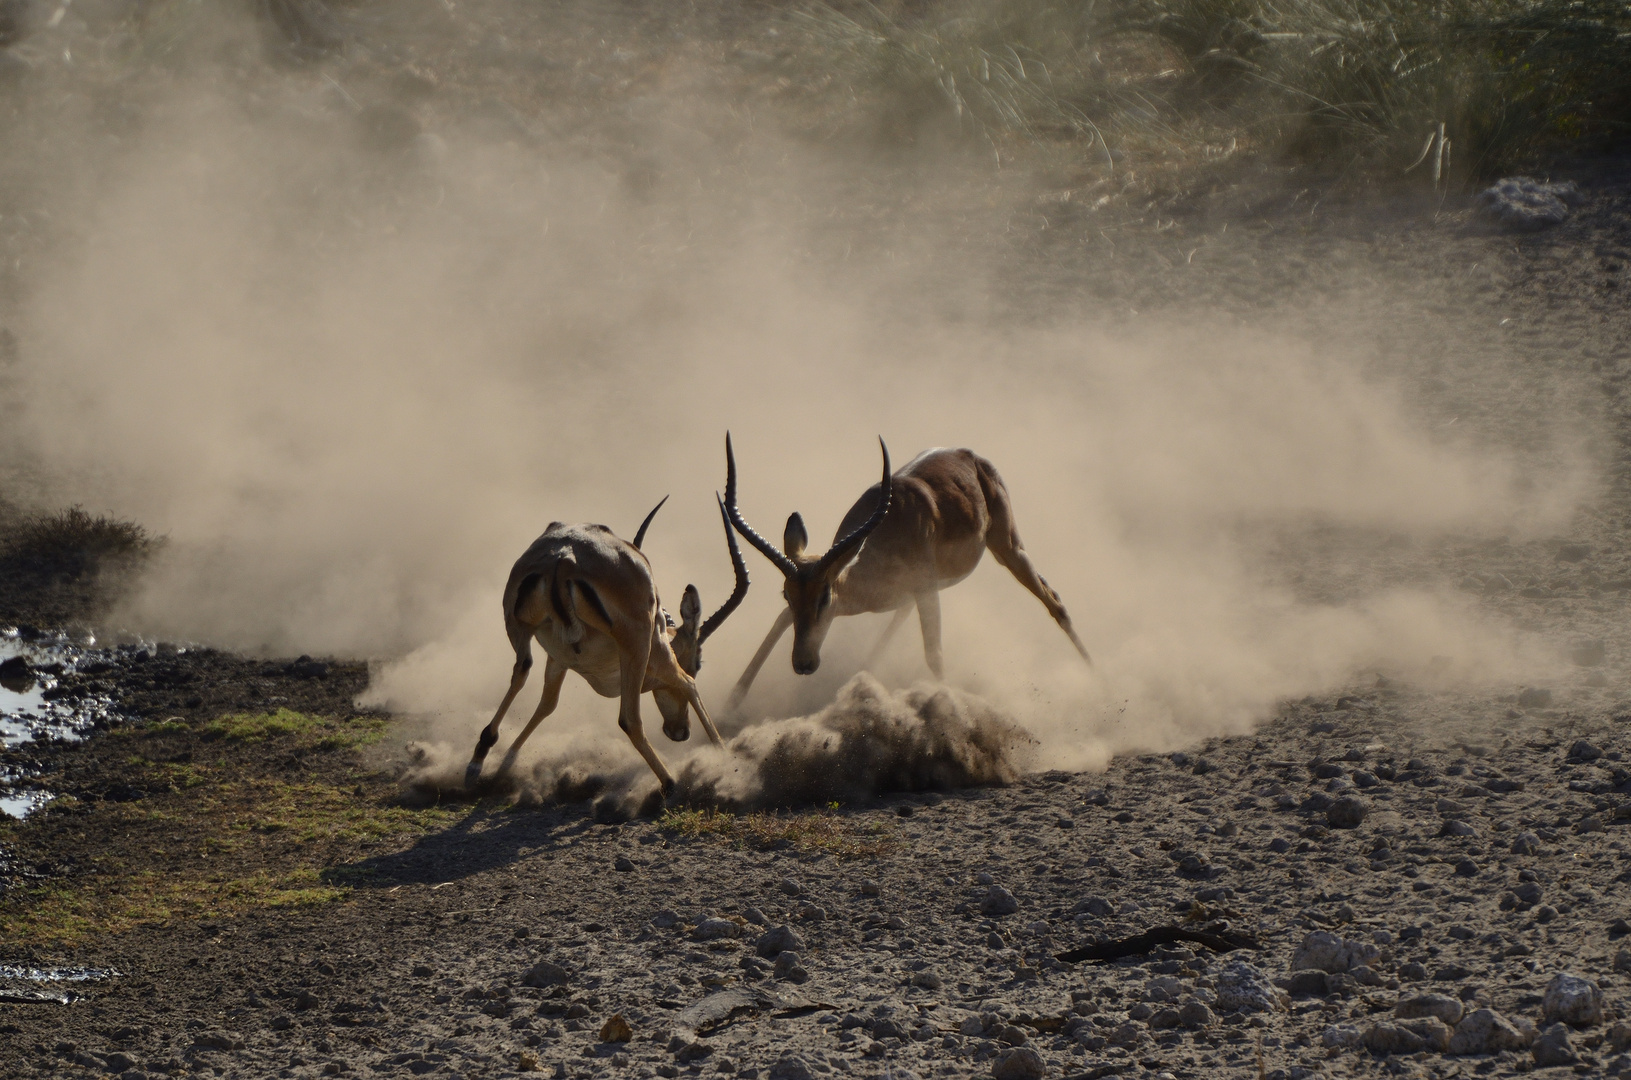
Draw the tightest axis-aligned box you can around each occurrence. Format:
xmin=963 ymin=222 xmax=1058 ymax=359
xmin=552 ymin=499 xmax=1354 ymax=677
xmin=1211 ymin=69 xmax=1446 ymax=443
xmin=650 ymin=495 xmax=750 ymax=740
xmin=724 ymin=433 xmax=891 ymax=675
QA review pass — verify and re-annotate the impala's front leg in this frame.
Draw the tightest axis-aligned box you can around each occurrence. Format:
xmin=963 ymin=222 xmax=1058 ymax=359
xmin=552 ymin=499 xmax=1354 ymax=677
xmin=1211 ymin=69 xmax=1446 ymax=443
xmin=616 ymin=626 xmax=676 ymax=796
xmin=467 ymin=651 xmax=531 ymax=788
xmin=725 ymin=606 xmax=794 ymax=714
xmin=915 ymin=589 xmax=944 ymax=680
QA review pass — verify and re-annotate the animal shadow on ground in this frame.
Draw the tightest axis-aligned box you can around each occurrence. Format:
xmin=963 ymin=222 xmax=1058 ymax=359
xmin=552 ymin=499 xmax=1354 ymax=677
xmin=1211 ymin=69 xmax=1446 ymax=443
xmin=323 ymin=802 xmax=595 ymax=888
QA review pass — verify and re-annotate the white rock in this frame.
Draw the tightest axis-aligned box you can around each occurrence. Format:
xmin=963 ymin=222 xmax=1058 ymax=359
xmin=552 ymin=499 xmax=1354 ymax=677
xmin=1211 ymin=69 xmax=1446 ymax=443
xmin=1396 ymin=993 xmax=1464 ymax=1027
xmin=1544 ymin=972 xmax=1604 ymax=1026
xmin=692 ymin=918 xmax=742 ymax=941
xmin=1215 ymin=960 xmax=1286 ymax=1014
xmin=1449 ymin=1008 xmax=1534 ymax=1054
xmin=1290 ymin=930 xmax=1380 ymax=973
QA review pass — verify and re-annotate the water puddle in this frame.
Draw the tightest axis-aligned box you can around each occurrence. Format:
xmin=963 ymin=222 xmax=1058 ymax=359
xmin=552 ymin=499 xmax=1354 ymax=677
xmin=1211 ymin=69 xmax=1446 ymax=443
xmin=0 ymin=965 xmax=121 ymax=1004
xmin=0 ymin=628 xmax=125 ymax=748
xmin=1 ymin=627 xmax=137 ymax=820
xmin=0 ymin=789 xmax=50 ymax=819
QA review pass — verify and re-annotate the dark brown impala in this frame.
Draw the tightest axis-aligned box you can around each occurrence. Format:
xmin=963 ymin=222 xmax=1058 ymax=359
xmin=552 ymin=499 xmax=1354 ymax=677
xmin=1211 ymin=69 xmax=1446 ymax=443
xmin=721 ymin=434 xmax=1091 ymax=712
xmin=465 ymin=496 xmax=748 ymax=795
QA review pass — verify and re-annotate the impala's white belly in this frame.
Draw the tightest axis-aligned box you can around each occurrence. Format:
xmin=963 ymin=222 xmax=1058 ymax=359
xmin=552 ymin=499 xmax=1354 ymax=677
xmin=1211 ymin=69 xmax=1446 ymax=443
xmin=534 ymin=619 xmax=623 ymax=698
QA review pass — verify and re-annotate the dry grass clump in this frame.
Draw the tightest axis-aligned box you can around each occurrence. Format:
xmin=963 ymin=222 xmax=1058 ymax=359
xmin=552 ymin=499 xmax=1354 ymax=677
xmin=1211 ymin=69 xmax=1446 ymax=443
xmin=658 ymin=806 xmax=895 ymax=858
xmin=1 ymin=506 xmax=156 ymax=572
xmin=776 ymin=0 xmax=1631 ymax=179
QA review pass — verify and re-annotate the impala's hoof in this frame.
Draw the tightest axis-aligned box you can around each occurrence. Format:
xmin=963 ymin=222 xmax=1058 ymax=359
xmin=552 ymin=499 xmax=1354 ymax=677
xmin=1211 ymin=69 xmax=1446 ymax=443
xmin=463 ymin=761 xmax=484 ymax=789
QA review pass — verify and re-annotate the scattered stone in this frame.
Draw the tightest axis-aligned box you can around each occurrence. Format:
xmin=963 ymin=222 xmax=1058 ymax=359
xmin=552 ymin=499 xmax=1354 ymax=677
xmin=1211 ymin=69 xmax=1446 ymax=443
xmin=981 ymin=885 xmax=1019 ymax=916
xmin=768 ymin=1053 xmax=815 ymax=1080
xmin=614 ymin=857 xmax=635 ymax=872
xmin=990 ymin=1046 xmax=1045 ymax=1080
xmin=1453 ymin=858 xmax=1480 ymax=877
xmin=599 ymin=1014 xmax=633 ymax=1043
xmin=521 ymin=961 xmax=570 ymax=988
xmin=910 ymin=970 xmax=943 ymax=990
xmin=1477 ymin=177 xmax=1584 ymax=230
xmin=1178 ymin=1001 xmax=1214 ymax=1029
xmin=1216 ymin=960 xmax=1286 ymax=1013
xmin=1072 ymin=897 xmax=1113 ymax=917
xmin=1615 ymin=948 xmax=1631 ymax=973
xmin=1568 ymin=739 xmax=1604 ymax=762
xmin=744 ymin=907 xmax=768 ymax=926
xmin=1439 ymin=819 xmax=1477 ymax=838
xmin=1290 ymin=930 xmax=1380 ymax=973
xmin=859 ymin=879 xmax=880 ymax=897
xmin=1512 ymin=832 xmax=1541 ymax=855
xmin=1148 ymin=1007 xmax=1182 ymax=1030
xmin=772 ymin=952 xmax=809 ymax=984
xmin=755 ymin=926 xmax=805 ymax=958
xmin=1396 ymin=994 xmax=1463 ymax=1027
xmin=1517 ymin=687 xmax=1553 ymax=708
xmin=1364 ymin=1023 xmax=1425 ymax=1055
xmin=652 ymin=910 xmax=681 ymax=929
xmin=1532 ymin=1022 xmax=1578 ymax=1066
xmin=1449 ymin=1008 xmax=1534 ymax=1054
xmin=1543 ymin=973 xmax=1604 ymax=1026
xmin=1286 ymin=970 xmax=1329 ymax=997
xmin=1321 ymin=1024 xmax=1364 ymax=1050
xmin=1327 ymin=796 xmax=1367 ymax=829
xmin=778 ymin=877 xmax=804 ymax=897
xmin=693 ymin=918 xmax=743 ymax=942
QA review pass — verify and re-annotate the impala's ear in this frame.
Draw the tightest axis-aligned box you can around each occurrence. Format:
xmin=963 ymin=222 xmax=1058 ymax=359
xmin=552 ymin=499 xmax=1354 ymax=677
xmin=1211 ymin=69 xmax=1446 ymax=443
xmin=672 ymin=584 xmax=703 ymax=676
xmin=783 ymin=513 xmax=808 ymax=559
xmin=679 ymin=584 xmax=701 ymax=628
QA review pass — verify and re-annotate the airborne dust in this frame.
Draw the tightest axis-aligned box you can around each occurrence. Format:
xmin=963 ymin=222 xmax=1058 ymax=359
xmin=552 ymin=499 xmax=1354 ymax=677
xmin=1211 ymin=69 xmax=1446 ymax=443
xmin=0 ymin=2 xmax=1590 ymax=807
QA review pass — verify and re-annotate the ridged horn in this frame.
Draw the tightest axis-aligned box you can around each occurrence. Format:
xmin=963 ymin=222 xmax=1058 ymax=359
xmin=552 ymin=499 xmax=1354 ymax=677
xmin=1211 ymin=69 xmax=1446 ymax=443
xmin=723 ymin=432 xmax=798 ymax=578
xmin=815 ymin=437 xmax=891 ymax=579
xmin=698 ymin=493 xmax=750 ymax=644
xmin=631 ymin=495 xmax=668 ymax=550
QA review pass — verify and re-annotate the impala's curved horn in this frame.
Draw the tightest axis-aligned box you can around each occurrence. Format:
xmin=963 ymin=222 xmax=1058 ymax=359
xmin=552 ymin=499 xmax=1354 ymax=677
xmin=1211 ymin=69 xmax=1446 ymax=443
xmin=631 ymin=495 xmax=668 ymax=550
xmin=815 ymin=437 xmax=891 ymax=579
xmin=723 ymin=432 xmax=799 ymax=578
xmin=699 ymin=493 xmax=750 ymax=644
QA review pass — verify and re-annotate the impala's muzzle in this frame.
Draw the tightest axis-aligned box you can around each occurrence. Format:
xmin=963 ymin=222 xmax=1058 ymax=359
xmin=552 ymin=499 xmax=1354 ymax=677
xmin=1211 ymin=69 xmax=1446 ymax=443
xmin=653 ymin=688 xmax=691 ymax=742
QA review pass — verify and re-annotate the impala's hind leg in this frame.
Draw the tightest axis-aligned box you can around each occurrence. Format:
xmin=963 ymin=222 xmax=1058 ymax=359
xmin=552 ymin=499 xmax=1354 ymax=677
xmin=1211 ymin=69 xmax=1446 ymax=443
xmin=467 ymin=649 xmax=531 ymax=788
xmin=495 ymin=656 xmax=568 ymax=777
xmin=865 ymin=604 xmax=913 ymax=670
xmin=980 ymin=462 xmax=1092 ymax=666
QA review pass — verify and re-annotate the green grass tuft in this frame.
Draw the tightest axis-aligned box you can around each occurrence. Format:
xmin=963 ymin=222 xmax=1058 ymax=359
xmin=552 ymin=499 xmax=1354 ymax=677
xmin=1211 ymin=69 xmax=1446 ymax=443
xmin=202 ymin=709 xmax=386 ymax=748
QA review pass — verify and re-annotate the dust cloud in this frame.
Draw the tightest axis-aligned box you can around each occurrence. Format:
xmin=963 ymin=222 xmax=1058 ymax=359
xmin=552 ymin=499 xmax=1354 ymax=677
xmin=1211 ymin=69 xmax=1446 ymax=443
xmin=405 ymin=673 xmax=1035 ymax=814
xmin=0 ymin=3 xmax=1587 ymax=794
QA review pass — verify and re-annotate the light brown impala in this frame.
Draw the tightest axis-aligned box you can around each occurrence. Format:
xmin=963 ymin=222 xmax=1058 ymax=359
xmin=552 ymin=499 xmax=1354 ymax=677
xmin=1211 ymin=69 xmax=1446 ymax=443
xmin=721 ymin=434 xmax=1090 ymax=711
xmin=465 ymin=496 xmax=749 ymax=795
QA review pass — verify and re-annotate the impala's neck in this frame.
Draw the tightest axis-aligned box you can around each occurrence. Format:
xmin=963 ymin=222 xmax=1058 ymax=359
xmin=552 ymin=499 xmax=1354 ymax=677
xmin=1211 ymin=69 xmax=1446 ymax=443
xmin=825 ymin=557 xmax=902 ymax=617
